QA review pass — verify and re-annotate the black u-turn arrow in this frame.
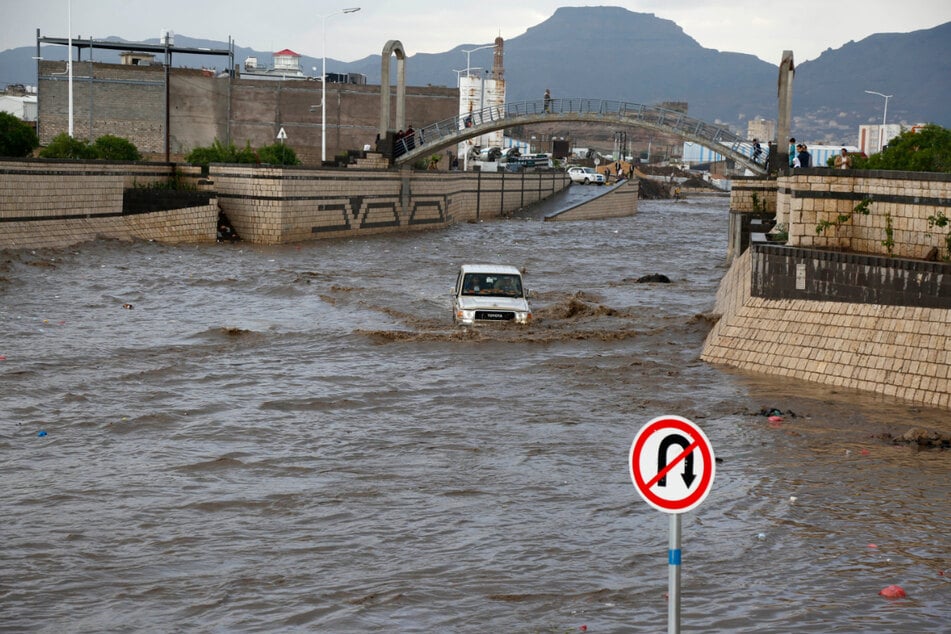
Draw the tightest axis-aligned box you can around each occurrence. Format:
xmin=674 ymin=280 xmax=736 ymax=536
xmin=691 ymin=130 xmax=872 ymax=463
xmin=657 ymin=433 xmax=696 ymax=487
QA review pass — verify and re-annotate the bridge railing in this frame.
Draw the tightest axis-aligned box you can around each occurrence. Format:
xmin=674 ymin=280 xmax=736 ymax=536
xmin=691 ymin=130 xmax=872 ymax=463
xmin=393 ymin=98 xmax=768 ymax=169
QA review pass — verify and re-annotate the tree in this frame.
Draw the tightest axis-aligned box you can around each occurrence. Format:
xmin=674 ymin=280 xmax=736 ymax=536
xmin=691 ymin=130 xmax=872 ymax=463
xmin=851 ymin=124 xmax=951 ymax=173
xmin=39 ymin=133 xmax=97 ymax=159
xmin=0 ymin=112 xmax=39 ymax=157
xmin=92 ymin=134 xmax=141 ymax=161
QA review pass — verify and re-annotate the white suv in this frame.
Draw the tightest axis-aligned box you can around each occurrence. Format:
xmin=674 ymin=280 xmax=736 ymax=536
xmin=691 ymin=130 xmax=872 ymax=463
xmin=452 ymin=264 xmax=532 ymax=325
xmin=567 ymin=166 xmax=605 ymax=185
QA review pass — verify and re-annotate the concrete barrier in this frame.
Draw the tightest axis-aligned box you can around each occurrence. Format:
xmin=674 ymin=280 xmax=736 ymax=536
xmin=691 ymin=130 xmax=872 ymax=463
xmin=543 ymin=178 xmax=638 ymax=222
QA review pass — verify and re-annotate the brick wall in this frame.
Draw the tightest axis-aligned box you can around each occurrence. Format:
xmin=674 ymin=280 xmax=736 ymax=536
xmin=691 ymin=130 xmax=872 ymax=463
xmin=38 ymin=60 xmax=460 ymax=163
xmin=38 ymin=60 xmax=167 ymax=152
xmin=228 ymin=81 xmax=458 ymax=166
xmin=210 ymin=164 xmax=570 ymax=244
xmin=702 ymin=248 xmax=951 ymax=410
xmin=543 ymin=179 xmax=638 ymax=221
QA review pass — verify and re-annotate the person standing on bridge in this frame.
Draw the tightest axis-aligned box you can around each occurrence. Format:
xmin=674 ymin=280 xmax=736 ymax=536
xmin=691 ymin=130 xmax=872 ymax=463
xmin=834 ymin=148 xmax=852 ymax=169
xmin=795 ymin=143 xmax=811 ymax=168
xmin=544 ymin=89 xmax=551 ymax=113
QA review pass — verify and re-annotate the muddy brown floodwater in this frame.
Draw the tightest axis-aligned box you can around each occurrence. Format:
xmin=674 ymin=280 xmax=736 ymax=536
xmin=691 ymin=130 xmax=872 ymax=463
xmin=1 ymin=195 xmax=948 ymax=632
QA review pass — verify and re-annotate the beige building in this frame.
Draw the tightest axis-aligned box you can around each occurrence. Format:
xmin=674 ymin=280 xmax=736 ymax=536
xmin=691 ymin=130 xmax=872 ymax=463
xmin=746 ymin=117 xmax=775 ymax=143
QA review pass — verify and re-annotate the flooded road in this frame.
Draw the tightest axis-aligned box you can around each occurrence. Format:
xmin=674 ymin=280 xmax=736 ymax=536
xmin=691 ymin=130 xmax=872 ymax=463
xmin=1 ymin=195 xmax=948 ymax=632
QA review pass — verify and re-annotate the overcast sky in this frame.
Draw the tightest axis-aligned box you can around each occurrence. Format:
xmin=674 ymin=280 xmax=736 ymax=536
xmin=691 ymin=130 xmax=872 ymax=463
xmin=4 ymin=0 xmax=951 ymax=65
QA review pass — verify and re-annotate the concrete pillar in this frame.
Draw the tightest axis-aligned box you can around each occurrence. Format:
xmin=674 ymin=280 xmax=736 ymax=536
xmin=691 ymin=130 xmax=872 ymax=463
xmin=379 ymin=40 xmax=406 ymax=138
xmin=776 ymin=51 xmax=794 ymax=175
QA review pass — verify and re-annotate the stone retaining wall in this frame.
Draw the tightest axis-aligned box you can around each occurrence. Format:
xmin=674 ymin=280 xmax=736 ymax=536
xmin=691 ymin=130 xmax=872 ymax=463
xmin=702 ymin=248 xmax=951 ymax=410
xmin=543 ymin=179 xmax=638 ymax=221
xmin=734 ymin=169 xmax=951 ymax=259
xmin=211 ymin=165 xmax=570 ymax=244
xmin=0 ymin=203 xmax=218 ymax=248
xmin=0 ymin=159 xmax=211 ymax=249
xmin=730 ymin=177 xmax=777 ymax=213
xmin=1 ymin=160 xmax=570 ymax=248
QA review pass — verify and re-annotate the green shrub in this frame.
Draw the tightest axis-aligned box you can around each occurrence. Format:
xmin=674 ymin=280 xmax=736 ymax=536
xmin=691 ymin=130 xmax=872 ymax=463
xmin=0 ymin=112 xmax=39 ymax=157
xmin=184 ymin=145 xmax=220 ymax=167
xmin=186 ymin=139 xmax=261 ymax=167
xmin=91 ymin=134 xmax=141 ymax=161
xmin=39 ymin=132 xmax=96 ymax=159
xmin=257 ymin=142 xmax=300 ymax=165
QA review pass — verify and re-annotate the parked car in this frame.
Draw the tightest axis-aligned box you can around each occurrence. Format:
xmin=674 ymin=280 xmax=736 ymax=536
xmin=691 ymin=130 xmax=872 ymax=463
xmin=567 ymin=166 xmax=605 ymax=185
xmin=452 ymin=264 xmax=532 ymax=326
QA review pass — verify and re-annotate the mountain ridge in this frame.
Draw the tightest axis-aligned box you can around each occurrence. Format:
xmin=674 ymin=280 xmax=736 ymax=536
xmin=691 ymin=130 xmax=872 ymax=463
xmin=2 ymin=7 xmax=948 ymax=145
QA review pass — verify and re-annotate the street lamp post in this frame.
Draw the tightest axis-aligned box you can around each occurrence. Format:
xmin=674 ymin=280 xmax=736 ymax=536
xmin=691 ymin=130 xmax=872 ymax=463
xmin=461 ymin=44 xmax=495 ymax=78
xmin=455 ymin=45 xmax=494 ymax=172
xmin=67 ymin=0 xmax=73 ymax=137
xmin=865 ymin=90 xmax=892 ymax=153
xmin=321 ymin=7 xmax=360 ymax=163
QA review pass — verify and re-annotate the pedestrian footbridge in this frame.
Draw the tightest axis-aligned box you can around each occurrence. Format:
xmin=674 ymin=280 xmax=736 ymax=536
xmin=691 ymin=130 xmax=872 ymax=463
xmin=394 ymin=98 xmax=767 ymax=175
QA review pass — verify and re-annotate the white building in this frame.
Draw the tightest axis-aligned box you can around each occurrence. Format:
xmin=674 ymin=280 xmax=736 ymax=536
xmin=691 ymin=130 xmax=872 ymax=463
xmin=858 ymin=123 xmax=903 ymax=155
xmin=0 ymin=95 xmax=38 ymax=122
xmin=458 ymin=38 xmax=506 ymax=169
xmin=241 ymin=49 xmax=307 ymax=80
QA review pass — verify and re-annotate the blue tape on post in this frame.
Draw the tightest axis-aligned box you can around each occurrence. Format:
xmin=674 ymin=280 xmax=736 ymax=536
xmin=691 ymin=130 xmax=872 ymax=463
xmin=669 ymin=549 xmax=682 ymax=566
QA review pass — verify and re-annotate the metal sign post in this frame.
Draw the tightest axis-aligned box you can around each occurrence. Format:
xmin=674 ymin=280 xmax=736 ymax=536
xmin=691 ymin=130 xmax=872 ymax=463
xmin=277 ymin=127 xmax=288 ymax=164
xmin=668 ymin=513 xmax=682 ymax=634
xmin=629 ymin=415 xmax=715 ymax=634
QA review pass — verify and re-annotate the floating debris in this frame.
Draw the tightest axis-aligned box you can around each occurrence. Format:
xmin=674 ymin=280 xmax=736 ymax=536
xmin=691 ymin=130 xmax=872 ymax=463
xmin=878 ymin=585 xmax=906 ymax=599
xmin=634 ymin=273 xmax=671 ymax=283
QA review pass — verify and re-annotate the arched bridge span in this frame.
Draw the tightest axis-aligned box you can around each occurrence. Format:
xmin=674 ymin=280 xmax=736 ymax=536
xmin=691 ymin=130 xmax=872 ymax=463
xmin=394 ymin=98 xmax=767 ymax=175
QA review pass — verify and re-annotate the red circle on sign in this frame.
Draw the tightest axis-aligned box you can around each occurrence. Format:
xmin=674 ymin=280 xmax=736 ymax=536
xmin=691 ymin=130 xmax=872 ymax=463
xmin=629 ymin=416 xmax=715 ymax=513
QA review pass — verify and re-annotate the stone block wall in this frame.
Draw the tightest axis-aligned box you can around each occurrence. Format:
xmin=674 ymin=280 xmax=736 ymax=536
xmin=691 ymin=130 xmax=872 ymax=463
xmin=0 ymin=159 xmax=212 ymax=249
xmin=730 ymin=177 xmax=777 ymax=213
xmin=543 ymin=179 xmax=638 ymax=221
xmin=782 ymin=169 xmax=951 ymax=259
xmin=702 ymin=248 xmax=951 ymax=410
xmin=211 ymin=165 xmax=570 ymax=244
xmin=0 ymin=202 xmax=217 ymax=249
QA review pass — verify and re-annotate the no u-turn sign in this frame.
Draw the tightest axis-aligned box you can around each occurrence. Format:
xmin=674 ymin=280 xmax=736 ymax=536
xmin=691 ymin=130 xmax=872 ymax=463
xmin=629 ymin=415 xmax=716 ymax=513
